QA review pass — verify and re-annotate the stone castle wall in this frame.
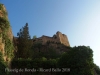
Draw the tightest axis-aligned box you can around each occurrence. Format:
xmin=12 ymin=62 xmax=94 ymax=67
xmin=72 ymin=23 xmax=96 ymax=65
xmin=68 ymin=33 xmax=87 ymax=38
xmin=34 ymin=31 xmax=70 ymax=46
xmin=56 ymin=31 xmax=70 ymax=46
xmin=39 ymin=35 xmax=59 ymax=45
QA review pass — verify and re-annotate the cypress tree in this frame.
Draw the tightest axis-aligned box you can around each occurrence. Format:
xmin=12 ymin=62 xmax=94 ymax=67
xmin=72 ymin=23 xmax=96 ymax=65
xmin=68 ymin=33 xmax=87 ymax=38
xmin=16 ymin=23 xmax=32 ymax=59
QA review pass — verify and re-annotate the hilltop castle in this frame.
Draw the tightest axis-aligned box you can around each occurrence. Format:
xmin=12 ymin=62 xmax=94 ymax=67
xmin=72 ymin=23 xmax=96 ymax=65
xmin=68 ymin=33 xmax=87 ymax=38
xmin=33 ymin=31 xmax=70 ymax=47
xmin=14 ymin=31 xmax=70 ymax=47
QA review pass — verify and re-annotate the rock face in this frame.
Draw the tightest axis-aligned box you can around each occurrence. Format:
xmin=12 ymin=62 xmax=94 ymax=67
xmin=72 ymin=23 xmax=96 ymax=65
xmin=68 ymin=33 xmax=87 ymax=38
xmin=0 ymin=4 xmax=8 ymax=18
xmin=7 ymin=27 xmax=13 ymax=41
xmin=0 ymin=36 xmax=5 ymax=56
xmin=0 ymin=4 xmax=14 ymax=63
xmin=33 ymin=31 xmax=70 ymax=47
xmin=56 ymin=31 xmax=70 ymax=46
xmin=0 ymin=4 xmax=13 ymax=41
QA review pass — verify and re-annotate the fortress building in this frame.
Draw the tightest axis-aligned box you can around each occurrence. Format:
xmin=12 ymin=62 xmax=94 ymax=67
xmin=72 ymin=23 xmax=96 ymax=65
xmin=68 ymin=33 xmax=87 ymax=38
xmin=33 ymin=31 xmax=70 ymax=47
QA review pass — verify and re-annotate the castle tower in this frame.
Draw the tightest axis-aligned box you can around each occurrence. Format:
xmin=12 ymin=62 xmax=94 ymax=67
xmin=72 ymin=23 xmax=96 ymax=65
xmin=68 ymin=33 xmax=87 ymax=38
xmin=33 ymin=31 xmax=70 ymax=47
xmin=56 ymin=31 xmax=70 ymax=46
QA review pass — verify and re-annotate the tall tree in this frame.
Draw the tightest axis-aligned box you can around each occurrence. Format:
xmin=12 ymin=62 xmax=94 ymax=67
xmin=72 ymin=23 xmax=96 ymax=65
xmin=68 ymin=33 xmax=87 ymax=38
xmin=16 ymin=23 xmax=32 ymax=59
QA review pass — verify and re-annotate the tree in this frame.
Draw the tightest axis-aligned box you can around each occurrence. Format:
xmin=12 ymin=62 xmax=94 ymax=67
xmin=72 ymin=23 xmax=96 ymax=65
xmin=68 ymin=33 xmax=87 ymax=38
xmin=94 ymin=63 xmax=100 ymax=75
xmin=57 ymin=46 xmax=94 ymax=75
xmin=16 ymin=23 xmax=32 ymax=59
xmin=33 ymin=35 xmax=37 ymax=39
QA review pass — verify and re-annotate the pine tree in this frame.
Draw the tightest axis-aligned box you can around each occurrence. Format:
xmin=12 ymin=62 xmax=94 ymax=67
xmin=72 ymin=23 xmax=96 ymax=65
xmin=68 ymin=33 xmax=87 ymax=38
xmin=16 ymin=23 xmax=32 ymax=59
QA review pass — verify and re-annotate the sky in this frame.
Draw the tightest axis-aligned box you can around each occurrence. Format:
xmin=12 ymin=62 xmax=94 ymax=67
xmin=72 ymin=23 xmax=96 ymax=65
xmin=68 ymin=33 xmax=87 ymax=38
xmin=0 ymin=0 xmax=100 ymax=67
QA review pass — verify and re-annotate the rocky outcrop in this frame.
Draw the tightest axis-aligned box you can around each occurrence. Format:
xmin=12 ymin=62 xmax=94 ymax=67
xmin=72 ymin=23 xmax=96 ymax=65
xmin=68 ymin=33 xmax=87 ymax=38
xmin=0 ymin=36 xmax=5 ymax=56
xmin=7 ymin=27 xmax=13 ymax=41
xmin=0 ymin=4 xmax=14 ymax=63
xmin=0 ymin=4 xmax=13 ymax=41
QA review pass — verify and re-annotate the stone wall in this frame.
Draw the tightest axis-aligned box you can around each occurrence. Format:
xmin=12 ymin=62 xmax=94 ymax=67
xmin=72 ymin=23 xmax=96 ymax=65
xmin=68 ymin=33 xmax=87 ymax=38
xmin=39 ymin=35 xmax=58 ymax=45
xmin=56 ymin=31 xmax=70 ymax=46
xmin=33 ymin=31 xmax=70 ymax=47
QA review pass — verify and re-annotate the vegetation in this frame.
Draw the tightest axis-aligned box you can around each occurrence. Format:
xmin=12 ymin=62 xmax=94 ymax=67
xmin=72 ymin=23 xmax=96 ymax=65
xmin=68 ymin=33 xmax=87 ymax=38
xmin=0 ymin=17 xmax=10 ymax=31
xmin=0 ymin=4 xmax=14 ymax=74
xmin=12 ymin=41 xmax=100 ymax=75
xmin=0 ymin=3 xmax=8 ymax=16
xmin=16 ymin=23 xmax=32 ymax=58
xmin=58 ymin=46 xmax=94 ymax=75
xmin=5 ymin=37 xmax=14 ymax=58
xmin=12 ymin=23 xmax=100 ymax=74
xmin=0 ymin=4 xmax=14 ymax=60
xmin=33 ymin=35 xmax=37 ymax=39
xmin=94 ymin=63 xmax=100 ymax=75
xmin=0 ymin=52 xmax=10 ymax=75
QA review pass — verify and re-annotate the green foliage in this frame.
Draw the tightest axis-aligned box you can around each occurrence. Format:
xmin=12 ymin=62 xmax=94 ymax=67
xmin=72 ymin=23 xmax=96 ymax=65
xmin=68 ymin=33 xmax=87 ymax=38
xmin=0 ymin=52 xmax=10 ymax=75
xmin=11 ymin=44 xmax=99 ymax=75
xmin=33 ymin=35 xmax=37 ymax=39
xmin=0 ymin=3 xmax=3 ymax=10
xmin=0 ymin=52 xmax=4 ymax=62
xmin=94 ymin=63 xmax=100 ymax=75
xmin=11 ymin=58 xmax=57 ymax=70
xmin=0 ymin=4 xmax=10 ymax=31
xmin=5 ymin=37 xmax=14 ymax=58
xmin=0 ymin=3 xmax=8 ymax=16
xmin=32 ymin=44 xmax=61 ymax=59
xmin=32 ymin=42 xmax=42 ymax=52
xmin=57 ymin=46 xmax=94 ymax=75
xmin=0 ymin=17 xmax=14 ymax=59
xmin=16 ymin=23 xmax=32 ymax=58
xmin=41 ymin=57 xmax=47 ymax=61
xmin=0 ymin=17 xmax=10 ymax=31
xmin=0 ymin=4 xmax=14 ymax=62
xmin=47 ymin=47 xmax=60 ymax=59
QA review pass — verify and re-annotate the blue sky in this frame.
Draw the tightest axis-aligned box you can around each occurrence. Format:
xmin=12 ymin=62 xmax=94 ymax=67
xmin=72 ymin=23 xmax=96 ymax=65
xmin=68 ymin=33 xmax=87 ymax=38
xmin=0 ymin=0 xmax=100 ymax=67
